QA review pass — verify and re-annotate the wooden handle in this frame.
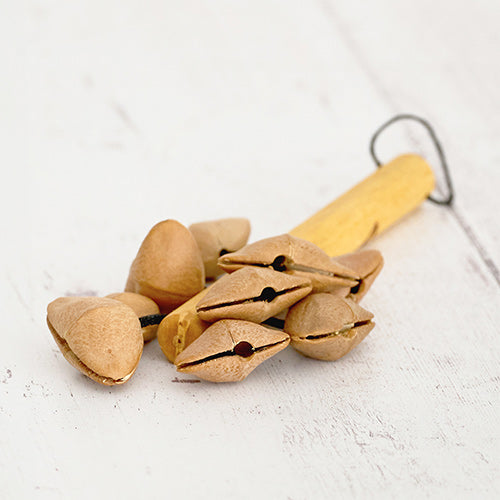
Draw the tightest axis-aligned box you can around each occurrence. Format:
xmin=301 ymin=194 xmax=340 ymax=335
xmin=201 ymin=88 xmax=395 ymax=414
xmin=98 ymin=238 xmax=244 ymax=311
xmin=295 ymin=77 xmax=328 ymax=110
xmin=158 ymin=153 xmax=435 ymax=362
xmin=290 ymin=154 xmax=435 ymax=256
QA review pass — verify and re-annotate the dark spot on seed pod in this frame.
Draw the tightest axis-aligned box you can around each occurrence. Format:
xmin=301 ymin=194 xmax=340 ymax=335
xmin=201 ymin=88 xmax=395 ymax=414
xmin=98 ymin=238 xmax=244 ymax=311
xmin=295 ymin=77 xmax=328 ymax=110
xmin=271 ymin=255 xmax=287 ymax=272
xmin=259 ymin=287 xmax=277 ymax=302
xmin=233 ymin=341 xmax=254 ymax=358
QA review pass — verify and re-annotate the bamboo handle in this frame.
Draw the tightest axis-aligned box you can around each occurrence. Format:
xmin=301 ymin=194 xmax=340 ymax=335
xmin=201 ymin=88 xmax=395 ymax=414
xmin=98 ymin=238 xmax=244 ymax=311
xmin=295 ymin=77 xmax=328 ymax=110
xmin=158 ymin=153 xmax=435 ymax=362
xmin=290 ymin=154 xmax=435 ymax=256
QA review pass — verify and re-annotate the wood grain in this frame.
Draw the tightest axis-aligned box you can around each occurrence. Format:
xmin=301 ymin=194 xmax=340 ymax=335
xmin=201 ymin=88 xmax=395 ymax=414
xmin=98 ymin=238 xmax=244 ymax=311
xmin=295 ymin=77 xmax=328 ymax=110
xmin=290 ymin=153 xmax=435 ymax=254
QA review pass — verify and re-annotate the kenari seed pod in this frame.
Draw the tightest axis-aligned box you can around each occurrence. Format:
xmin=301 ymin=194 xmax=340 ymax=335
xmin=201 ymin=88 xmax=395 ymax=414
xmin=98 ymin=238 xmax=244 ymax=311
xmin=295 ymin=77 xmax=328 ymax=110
xmin=329 ymin=249 xmax=384 ymax=302
xmin=196 ymin=266 xmax=312 ymax=323
xmin=175 ymin=319 xmax=290 ymax=382
xmin=284 ymin=293 xmax=374 ymax=361
xmin=106 ymin=292 xmax=161 ymax=342
xmin=218 ymin=234 xmax=359 ymax=293
xmin=189 ymin=218 xmax=251 ymax=279
xmin=47 ymin=297 xmax=143 ymax=385
xmin=125 ymin=219 xmax=205 ymax=313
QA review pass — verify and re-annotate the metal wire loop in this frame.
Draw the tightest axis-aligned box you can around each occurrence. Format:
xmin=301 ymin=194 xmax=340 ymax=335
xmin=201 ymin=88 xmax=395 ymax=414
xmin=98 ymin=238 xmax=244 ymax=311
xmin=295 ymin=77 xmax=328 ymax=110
xmin=369 ymin=114 xmax=454 ymax=205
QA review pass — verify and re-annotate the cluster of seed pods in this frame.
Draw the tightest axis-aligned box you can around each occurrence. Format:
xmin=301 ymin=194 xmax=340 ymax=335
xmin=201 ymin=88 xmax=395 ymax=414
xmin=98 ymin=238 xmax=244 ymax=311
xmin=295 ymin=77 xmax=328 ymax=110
xmin=46 ymin=218 xmax=383 ymax=385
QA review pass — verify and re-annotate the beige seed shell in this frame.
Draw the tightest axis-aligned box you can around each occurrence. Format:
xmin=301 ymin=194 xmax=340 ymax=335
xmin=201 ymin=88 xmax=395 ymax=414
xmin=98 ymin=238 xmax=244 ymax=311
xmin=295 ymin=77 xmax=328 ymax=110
xmin=284 ymin=293 xmax=374 ymax=361
xmin=332 ymin=249 xmax=384 ymax=302
xmin=189 ymin=218 xmax=251 ymax=279
xmin=175 ymin=319 xmax=290 ymax=382
xmin=125 ymin=219 xmax=205 ymax=313
xmin=218 ymin=234 xmax=359 ymax=292
xmin=106 ymin=292 xmax=161 ymax=342
xmin=196 ymin=266 xmax=312 ymax=323
xmin=47 ymin=297 xmax=143 ymax=385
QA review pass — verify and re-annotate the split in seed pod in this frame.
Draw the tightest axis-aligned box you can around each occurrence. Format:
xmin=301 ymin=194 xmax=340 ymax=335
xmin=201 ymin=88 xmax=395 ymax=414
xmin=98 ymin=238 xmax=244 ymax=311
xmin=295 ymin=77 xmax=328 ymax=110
xmin=196 ymin=266 xmax=312 ymax=323
xmin=47 ymin=297 xmax=144 ymax=385
xmin=106 ymin=292 xmax=161 ymax=342
xmin=218 ymin=233 xmax=359 ymax=293
xmin=125 ymin=219 xmax=205 ymax=313
xmin=329 ymin=249 xmax=384 ymax=302
xmin=175 ymin=319 xmax=290 ymax=382
xmin=189 ymin=218 xmax=251 ymax=280
xmin=284 ymin=293 xmax=374 ymax=361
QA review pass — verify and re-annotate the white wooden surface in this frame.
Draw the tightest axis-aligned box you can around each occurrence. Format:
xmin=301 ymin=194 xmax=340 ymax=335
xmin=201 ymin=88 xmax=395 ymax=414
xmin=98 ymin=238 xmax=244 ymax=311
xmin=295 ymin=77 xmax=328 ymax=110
xmin=1 ymin=1 xmax=499 ymax=498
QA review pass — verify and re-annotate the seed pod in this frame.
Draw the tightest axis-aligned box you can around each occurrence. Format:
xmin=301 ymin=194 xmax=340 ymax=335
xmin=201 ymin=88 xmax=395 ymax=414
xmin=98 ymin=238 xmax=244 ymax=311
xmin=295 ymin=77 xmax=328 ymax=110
xmin=47 ymin=297 xmax=143 ymax=385
xmin=157 ymin=288 xmax=211 ymax=363
xmin=284 ymin=293 xmax=374 ymax=361
xmin=196 ymin=267 xmax=312 ymax=323
xmin=106 ymin=292 xmax=160 ymax=342
xmin=330 ymin=249 xmax=384 ymax=302
xmin=125 ymin=219 xmax=205 ymax=313
xmin=175 ymin=319 xmax=290 ymax=382
xmin=218 ymin=234 xmax=359 ymax=293
xmin=189 ymin=218 xmax=251 ymax=279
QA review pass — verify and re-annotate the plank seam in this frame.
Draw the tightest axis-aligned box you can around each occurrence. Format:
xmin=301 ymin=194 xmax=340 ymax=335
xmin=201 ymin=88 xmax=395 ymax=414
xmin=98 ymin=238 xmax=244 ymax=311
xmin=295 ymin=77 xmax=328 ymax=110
xmin=449 ymin=207 xmax=500 ymax=287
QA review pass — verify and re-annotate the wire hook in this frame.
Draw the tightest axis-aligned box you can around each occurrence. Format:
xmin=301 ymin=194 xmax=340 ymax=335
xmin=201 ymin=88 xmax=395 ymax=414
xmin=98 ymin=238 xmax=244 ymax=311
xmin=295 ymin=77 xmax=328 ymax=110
xmin=369 ymin=114 xmax=454 ymax=205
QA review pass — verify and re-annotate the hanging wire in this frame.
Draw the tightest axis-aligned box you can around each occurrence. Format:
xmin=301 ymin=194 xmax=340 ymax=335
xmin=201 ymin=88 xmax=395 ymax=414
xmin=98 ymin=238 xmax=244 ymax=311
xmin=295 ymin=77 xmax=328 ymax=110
xmin=369 ymin=114 xmax=454 ymax=205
